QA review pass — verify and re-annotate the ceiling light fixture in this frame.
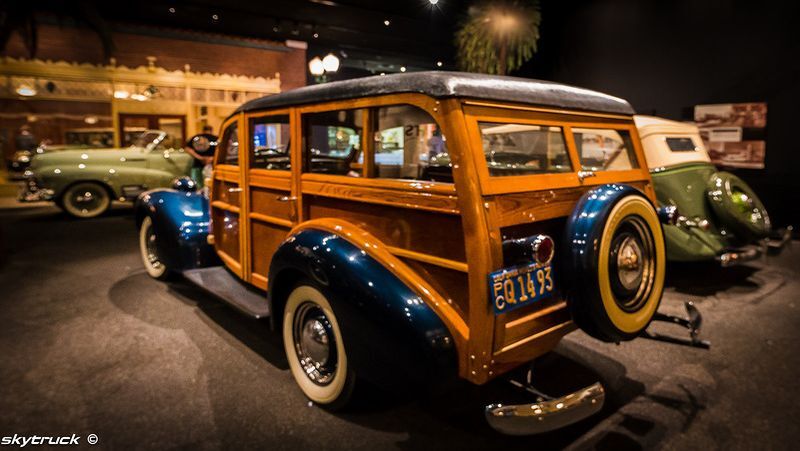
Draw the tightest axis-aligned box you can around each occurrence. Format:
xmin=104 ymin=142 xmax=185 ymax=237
xmin=384 ymin=19 xmax=391 ymax=26
xmin=436 ymin=61 xmax=443 ymax=67
xmin=168 ymin=7 xmax=176 ymax=13
xmin=429 ymin=0 xmax=439 ymax=4
xmin=400 ymin=66 xmax=407 ymax=72
xmin=308 ymin=57 xmax=325 ymax=76
xmin=322 ymin=53 xmax=340 ymax=72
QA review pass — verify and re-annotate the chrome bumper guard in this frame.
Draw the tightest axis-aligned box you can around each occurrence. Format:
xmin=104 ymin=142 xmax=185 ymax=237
xmin=18 ymin=187 xmax=54 ymax=202
xmin=485 ymin=382 xmax=605 ymax=435
xmin=716 ymin=246 xmax=761 ymax=267
xmin=767 ymin=226 xmax=793 ymax=251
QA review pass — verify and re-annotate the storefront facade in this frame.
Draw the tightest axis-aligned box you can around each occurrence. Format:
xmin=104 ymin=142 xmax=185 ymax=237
xmin=0 ymin=24 xmax=306 ymax=159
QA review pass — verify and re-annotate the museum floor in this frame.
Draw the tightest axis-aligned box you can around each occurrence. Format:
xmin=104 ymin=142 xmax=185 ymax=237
xmin=0 ymin=204 xmax=797 ymax=450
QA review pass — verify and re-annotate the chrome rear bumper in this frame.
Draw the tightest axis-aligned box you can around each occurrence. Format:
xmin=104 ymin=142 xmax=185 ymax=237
xmin=485 ymin=382 xmax=605 ymax=435
xmin=717 ymin=247 xmax=761 ymax=267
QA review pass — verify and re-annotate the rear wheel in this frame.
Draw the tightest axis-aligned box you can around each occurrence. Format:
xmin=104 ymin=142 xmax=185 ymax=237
xmin=60 ymin=182 xmax=111 ymax=218
xmin=282 ymin=283 xmax=355 ymax=409
xmin=139 ymin=216 xmax=172 ymax=280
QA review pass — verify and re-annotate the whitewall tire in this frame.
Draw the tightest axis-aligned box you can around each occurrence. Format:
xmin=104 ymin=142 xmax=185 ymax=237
xmin=282 ymin=284 xmax=355 ymax=409
xmin=139 ymin=216 xmax=170 ymax=280
xmin=61 ymin=182 xmax=111 ymax=218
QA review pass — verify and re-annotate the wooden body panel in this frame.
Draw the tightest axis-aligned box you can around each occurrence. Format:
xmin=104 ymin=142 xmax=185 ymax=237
xmin=207 ymin=92 xmax=657 ymax=385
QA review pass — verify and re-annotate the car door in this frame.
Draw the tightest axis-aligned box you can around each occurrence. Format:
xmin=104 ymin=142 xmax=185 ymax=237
xmin=210 ymin=117 xmax=246 ymax=278
xmin=244 ymin=111 xmax=295 ymax=290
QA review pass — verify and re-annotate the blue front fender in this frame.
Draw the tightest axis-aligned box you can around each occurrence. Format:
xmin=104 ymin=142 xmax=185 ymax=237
xmin=135 ymin=189 xmax=219 ymax=271
xmin=268 ymin=229 xmax=458 ymax=388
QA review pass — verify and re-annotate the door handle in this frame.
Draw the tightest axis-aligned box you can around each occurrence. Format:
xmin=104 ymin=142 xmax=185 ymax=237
xmin=276 ymin=195 xmax=297 ymax=202
xmin=577 ymin=171 xmax=596 ymax=182
xmin=228 ymin=187 xmax=243 ymax=193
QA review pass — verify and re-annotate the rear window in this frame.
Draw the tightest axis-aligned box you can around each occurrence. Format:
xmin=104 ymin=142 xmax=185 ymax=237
xmin=573 ymin=128 xmax=638 ymax=171
xmin=479 ymin=122 xmax=572 ymax=177
xmin=665 ymin=137 xmax=697 ymax=152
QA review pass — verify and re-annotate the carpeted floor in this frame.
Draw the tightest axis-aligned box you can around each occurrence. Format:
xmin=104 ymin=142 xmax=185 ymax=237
xmin=0 ymin=205 xmax=798 ymax=450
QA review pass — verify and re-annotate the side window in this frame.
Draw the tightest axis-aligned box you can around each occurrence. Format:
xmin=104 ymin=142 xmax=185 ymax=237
xmin=303 ymin=109 xmax=362 ymax=176
xmin=251 ymin=115 xmax=290 ymax=170
xmin=479 ymin=122 xmax=572 ymax=177
xmin=219 ymin=122 xmax=239 ymax=165
xmin=573 ymin=128 xmax=638 ymax=171
xmin=374 ymin=105 xmax=450 ymax=182
xmin=665 ymin=137 xmax=697 ymax=152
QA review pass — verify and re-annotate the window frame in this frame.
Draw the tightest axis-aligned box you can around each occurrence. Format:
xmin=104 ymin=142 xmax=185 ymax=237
xmin=296 ymin=94 xmax=457 ymax=196
xmin=369 ymin=103 xmax=453 ymax=184
xmin=248 ymin=112 xmax=292 ymax=171
xmin=462 ymin=102 xmax=650 ymax=195
xmin=570 ymin=126 xmax=639 ymax=172
xmin=215 ymin=118 xmax=241 ymax=168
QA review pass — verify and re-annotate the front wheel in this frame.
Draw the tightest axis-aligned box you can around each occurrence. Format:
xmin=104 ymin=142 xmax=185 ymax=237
xmin=139 ymin=216 xmax=172 ymax=280
xmin=60 ymin=182 xmax=111 ymax=218
xmin=282 ymin=283 xmax=356 ymax=409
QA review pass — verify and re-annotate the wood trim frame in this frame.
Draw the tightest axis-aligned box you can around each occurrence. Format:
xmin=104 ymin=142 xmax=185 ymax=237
xmin=462 ymin=104 xmax=652 ymax=197
xmin=289 ymin=218 xmax=470 ymax=352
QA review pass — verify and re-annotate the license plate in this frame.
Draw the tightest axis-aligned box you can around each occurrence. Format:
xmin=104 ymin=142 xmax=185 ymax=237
xmin=489 ymin=262 xmax=555 ymax=315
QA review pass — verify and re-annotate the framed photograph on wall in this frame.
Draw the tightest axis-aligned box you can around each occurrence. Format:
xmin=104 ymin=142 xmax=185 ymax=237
xmin=694 ymin=103 xmax=767 ymax=169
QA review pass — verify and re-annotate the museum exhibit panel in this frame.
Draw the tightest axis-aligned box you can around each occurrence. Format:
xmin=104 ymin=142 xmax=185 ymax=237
xmin=0 ymin=1 xmax=797 ymax=449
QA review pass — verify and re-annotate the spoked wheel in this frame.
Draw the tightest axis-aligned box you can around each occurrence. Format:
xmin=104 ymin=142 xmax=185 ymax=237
xmin=61 ymin=182 xmax=111 ymax=218
xmin=139 ymin=216 xmax=171 ymax=280
xmin=283 ymin=283 xmax=355 ymax=409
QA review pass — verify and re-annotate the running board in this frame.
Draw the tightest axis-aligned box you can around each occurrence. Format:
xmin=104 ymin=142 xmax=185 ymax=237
xmin=183 ymin=267 xmax=270 ymax=319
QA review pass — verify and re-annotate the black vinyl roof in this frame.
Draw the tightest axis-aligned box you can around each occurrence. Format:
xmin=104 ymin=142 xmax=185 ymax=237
xmin=233 ymin=71 xmax=635 ymax=116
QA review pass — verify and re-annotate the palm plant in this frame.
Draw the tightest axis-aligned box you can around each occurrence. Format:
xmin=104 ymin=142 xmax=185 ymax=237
xmin=455 ymin=0 xmax=542 ymax=76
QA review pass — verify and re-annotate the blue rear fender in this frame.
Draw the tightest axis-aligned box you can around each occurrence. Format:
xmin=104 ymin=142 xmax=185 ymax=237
xmin=268 ymin=229 xmax=458 ymax=389
xmin=134 ymin=189 xmax=219 ymax=271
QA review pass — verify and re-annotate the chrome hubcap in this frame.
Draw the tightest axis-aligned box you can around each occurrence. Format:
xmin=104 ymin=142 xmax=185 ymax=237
xmin=616 ymin=236 xmax=643 ymax=290
xmin=70 ymin=187 xmax=104 ymax=213
xmin=145 ymin=225 xmax=162 ymax=269
xmin=609 ymin=216 xmax=655 ymax=313
xmin=293 ymin=302 xmax=337 ymax=385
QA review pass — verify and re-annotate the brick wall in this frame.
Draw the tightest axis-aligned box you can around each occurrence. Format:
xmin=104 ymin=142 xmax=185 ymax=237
xmin=3 ymin=24 xmax=307 ymax=90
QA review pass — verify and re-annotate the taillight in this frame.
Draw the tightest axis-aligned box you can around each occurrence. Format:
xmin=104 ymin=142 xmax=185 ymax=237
xmin=531 ymin=235 xmax=554 ymax=265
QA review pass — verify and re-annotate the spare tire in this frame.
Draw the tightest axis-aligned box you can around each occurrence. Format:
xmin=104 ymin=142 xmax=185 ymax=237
xmin=564 ymin=184 xmax=666 ymax=343
xmin=707 ymin=171 xmax=770 ymax=241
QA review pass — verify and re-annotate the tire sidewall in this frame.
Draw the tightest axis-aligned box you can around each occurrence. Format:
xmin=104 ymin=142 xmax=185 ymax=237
xmin=61 ymin=182 xmax=111 ymax=218
xmin=595 ymin=196 xmax=665 ymax=337
xmin=139 ymin=216 xmax=169 ymax=280
xmin=282 ymin=283 xmax=353 ymax=407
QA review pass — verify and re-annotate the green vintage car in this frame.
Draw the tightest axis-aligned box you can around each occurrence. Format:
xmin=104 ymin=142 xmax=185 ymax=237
xmin=20 ymin=130 xmax=194 ymax=218
xmin=634 ymin=115 xmax=791 ymax=265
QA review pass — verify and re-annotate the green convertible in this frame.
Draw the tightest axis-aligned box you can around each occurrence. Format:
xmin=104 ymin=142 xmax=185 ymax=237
xmin=20 ymin=130 xmax=194 ymax=218
xmin=634 ymin=115 xmax=791 ymax=265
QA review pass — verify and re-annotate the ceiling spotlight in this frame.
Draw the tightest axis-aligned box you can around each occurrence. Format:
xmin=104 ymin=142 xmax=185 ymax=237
xmin=383 ymin=19 xmax=390 ymax=26
xmin=168 ymin=7 xmax=175 ymax=13
xmin=313 ymin=32 xmax=319 ymax=39
xmin=429 ymin=0 xmax=439 ymax=4
xmin=436 ymin=61 xmax=443 ymax=67
xmin=16 ymin=84 xmax=37 ymax=96
xmin=308 ymin=57 xmax=325 ymax=76
xmin=322 ymin=53 xmax=340 ymax=72
xmin=211 ymin=14 xmax=219 ymax=21
xmin=400 ymin=66 xmax=407 ymax=72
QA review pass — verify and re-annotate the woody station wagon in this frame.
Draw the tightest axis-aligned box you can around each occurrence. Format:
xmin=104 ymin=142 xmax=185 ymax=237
xmin=135 ymin=72 xmax=682 ymax=434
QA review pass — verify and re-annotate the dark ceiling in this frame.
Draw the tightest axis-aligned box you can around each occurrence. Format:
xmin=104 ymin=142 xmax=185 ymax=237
xmin=93 ymin=0 xmax=472 ymax=75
